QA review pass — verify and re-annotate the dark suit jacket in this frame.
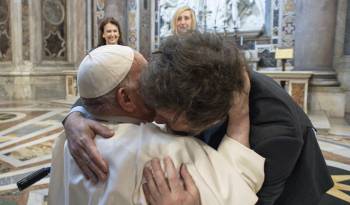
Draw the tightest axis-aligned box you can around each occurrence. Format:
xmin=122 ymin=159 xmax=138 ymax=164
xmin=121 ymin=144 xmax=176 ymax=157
xmin=198 ymin=72 xmax=333 ymax=205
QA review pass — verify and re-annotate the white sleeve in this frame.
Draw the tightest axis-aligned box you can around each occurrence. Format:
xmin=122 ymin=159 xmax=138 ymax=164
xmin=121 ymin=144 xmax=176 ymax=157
xmin=136 ymin=125 xmax=261 ymax=205
xmin=48 ymin=132 xmax=67 ymax=205
xmin=218 ymin=135 xmax=265 ymax=192
xmin=189 ymin=141 xmax=262 ymax=205
xmin=70 ymin=106 xmax=87 ymax=115
xmin=62 ymin=106 xmax=93 ymax=124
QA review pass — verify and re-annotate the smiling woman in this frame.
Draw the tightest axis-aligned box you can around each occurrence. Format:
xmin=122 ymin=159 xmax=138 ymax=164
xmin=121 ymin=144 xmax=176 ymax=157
xmin=98 ymin=17 xmax=124 ymax=46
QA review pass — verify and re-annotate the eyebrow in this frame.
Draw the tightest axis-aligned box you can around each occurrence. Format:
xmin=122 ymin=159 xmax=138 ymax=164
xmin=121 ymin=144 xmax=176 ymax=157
xmin=106 ymin=28 xmax=118 ymax=31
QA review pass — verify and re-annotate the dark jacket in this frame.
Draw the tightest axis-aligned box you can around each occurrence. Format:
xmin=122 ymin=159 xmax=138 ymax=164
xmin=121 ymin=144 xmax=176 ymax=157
xmin=198 ymin=72 xmax=333 ymax=205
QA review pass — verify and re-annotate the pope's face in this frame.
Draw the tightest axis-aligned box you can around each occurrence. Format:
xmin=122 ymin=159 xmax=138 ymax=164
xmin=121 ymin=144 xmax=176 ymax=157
xmin=127 ymin=53 xmax=155 ymax=122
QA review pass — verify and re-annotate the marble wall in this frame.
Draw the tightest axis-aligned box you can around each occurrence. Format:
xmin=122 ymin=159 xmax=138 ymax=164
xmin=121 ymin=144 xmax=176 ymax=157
xmin=139 ymin=0 xmax=152 ymax=59
xmin=0 ymin=0 xmax=144 ymax=101
xmin=127 ymin=0 xmax=139 ymax=50
xmin=279 ymin=0 xmax=295 ymax=48
xmin=334 ymin=0 xmax=350 ymax=115
xmin=42 ymin=0 xmax=67 ymax=61
xmin=0 ymin=0 xmax=86 ymax=101
xmin=0 ymin=75 xmax=66 ymax=100
xmin=309 ymin=87 xmax=346 ymax=118
xmin=0 ymin=0 xmax=11 ymax=62
xmin=344 ymin=1 xmax=350 ymax=55
xmin=22 ymin=0 xmax=30 ymax=61
xmin=94 ymin=0 xmax=106 ymax=47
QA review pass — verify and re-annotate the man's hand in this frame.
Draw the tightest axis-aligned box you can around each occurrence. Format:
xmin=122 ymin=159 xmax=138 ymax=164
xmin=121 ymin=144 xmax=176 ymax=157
xmin=142 ymin=157 xmax=201 ymax=205
xmin=227 ymin=71 xmax=251 ymax=147
xmin=63 ymin=112 xmax=114 ymax=183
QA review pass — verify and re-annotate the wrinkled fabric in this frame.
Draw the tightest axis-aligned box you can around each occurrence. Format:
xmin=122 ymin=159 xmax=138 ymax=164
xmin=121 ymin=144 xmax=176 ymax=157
xmin=49 ymin=123 xmax=265 ymax=205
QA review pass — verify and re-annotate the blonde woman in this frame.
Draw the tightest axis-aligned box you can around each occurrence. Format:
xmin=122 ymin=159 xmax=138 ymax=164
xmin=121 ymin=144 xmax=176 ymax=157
xmin=171 ymin=6 xmax=197 ymax=35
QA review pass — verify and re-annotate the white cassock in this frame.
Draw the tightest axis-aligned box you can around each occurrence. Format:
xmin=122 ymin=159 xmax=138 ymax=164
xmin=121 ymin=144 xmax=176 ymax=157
xmin=48 ymin=118 xmax=265 ymax=205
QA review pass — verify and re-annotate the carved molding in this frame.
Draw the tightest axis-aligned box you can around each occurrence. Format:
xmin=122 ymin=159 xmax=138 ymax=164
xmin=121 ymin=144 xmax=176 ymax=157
xmin=41 ymin=0 xmax=67 ymax=60
xmin=0 ymin=5 xmax=9 ymax=24
xmin=42 ymin=0 xmax=65 ymax=26
xmin=43 ymin=31 xmax=66 ymax=58
xmin=0 ymin=0 xmax=11 ymax=61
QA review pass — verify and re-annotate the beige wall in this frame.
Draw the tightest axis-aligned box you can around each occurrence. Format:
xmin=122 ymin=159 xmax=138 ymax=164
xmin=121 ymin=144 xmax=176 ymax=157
xmin=0 ymin=0 xmax=86 ymax=100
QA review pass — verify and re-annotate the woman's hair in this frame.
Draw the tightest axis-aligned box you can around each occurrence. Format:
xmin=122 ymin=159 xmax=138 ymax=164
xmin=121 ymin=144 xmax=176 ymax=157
xmin=98 ymin=17 xmax=124 ymax=46
xmin=171 ymin=6 xmax=197 ymax=35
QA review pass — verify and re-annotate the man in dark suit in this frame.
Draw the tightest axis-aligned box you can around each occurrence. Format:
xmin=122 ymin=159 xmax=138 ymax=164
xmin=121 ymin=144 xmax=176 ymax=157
xmin=197 ymin=71 xmax=334 ymax=205
xmin=63 ymin=32 xmax=333 ymax=205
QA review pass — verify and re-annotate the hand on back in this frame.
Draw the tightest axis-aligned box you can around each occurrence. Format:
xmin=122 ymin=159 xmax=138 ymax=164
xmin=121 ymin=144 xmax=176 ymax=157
xmin=63 ymin=112 xmax=114 ymax=183
xmin=142 ymin=157 xmax=201 ymax=205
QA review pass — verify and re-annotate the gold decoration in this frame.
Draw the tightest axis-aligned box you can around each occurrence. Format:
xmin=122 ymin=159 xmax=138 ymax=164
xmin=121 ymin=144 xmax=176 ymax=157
xmin=327 ymin=175 xmax=350 ymax=203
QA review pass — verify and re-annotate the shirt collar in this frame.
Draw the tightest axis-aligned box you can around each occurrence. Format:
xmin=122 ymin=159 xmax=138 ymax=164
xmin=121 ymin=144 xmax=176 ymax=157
xmin=91 ymin=115 xmax=143 ymax=125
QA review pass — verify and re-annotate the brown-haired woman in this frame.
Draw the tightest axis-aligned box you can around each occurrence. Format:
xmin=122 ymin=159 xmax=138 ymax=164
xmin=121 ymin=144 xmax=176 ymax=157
xmin=98 ymin=17 xmax=124 ymax=46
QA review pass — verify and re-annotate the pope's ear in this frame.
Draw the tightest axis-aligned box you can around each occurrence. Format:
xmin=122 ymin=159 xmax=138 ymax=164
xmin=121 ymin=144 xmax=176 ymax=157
xmin=116 ymin=87 xmax=136 ymax=112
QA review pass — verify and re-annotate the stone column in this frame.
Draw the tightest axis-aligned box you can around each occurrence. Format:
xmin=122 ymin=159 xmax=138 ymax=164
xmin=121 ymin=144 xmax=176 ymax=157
xmin=294 ymin=0 xmax=339 ymax=86
xmin=10 ymin=0 xmax=32 ymax=100
xmin=105 ymin=0 xmax=128 ymax=44
xmin=334 ymin=0 xmax=350 ymax=118
xmin=139 ymin=0 xmax=151 ymax=59
xmin=10 ymin=0 xmax=22 ymax=69
xmin=68 ymin=0 xmax=86 ymax=65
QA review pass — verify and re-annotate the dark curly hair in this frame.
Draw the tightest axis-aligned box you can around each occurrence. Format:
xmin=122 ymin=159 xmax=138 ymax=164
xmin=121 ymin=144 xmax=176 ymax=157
xmin=140 ymin=32 xmax=248 ymax=130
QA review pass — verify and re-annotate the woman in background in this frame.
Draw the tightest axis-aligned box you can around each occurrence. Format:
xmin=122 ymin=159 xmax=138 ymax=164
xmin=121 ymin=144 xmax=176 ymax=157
xmin=171 ymin=6 xmax=197 ymax=35
xmin=98 ymin=17 xmax=124 ymax=46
